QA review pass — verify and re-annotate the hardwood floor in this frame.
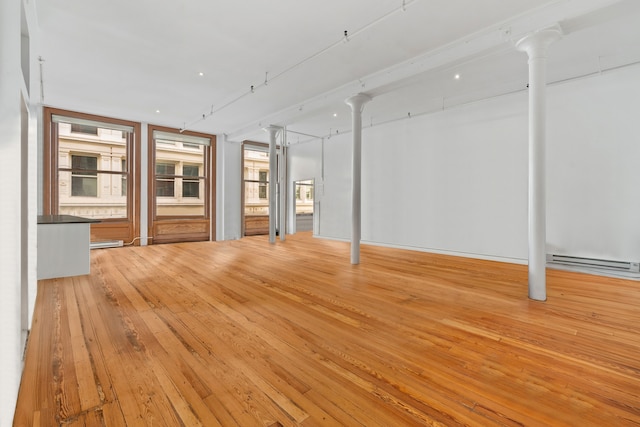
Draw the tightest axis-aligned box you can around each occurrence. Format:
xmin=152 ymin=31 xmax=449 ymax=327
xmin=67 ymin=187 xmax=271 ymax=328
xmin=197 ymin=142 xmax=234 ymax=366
xmin=15 ymin=233 xmax=640 ymax=426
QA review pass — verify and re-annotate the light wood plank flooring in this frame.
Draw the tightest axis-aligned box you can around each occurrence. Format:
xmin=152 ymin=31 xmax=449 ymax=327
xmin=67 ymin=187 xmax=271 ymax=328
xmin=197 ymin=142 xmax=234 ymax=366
xmin=15 ymin=233 xmax=640 ymax=426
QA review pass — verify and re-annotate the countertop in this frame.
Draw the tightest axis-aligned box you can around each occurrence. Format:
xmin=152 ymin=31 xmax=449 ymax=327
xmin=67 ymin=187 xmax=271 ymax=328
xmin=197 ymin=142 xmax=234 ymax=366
xmin=37 ymin=215 xmax=101 ymax=224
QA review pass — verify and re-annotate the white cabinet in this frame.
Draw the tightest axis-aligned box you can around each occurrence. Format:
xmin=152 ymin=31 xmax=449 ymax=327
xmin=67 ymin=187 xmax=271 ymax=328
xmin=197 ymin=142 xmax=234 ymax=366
xmin=37 ymin=215 xmax=98 ymax=279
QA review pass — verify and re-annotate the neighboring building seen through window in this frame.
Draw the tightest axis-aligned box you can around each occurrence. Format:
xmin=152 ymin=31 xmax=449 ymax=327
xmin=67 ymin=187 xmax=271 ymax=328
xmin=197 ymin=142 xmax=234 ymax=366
xmin=153 ymin=132 xmax=207 ymax=217
xmin=55 ymin=121 xmax=130 ymax=219
xmin=70 ymin=123 xmax=98 ymax=135
xmin=295 ymin=180 xmax=314 ymax=214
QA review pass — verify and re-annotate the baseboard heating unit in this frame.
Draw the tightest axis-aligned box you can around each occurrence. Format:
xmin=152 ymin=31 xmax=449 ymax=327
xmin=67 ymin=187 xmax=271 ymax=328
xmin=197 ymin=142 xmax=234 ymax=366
xmin=90 ymin=240 xmax=124 ymax=249
xmin=546 ymin=254 xmax=640 ymax=279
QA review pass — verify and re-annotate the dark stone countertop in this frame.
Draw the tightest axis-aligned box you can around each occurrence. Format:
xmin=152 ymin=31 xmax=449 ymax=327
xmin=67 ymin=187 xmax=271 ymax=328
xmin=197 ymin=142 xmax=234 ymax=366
xmin=37 ymin=215 xmax=101 ymax=224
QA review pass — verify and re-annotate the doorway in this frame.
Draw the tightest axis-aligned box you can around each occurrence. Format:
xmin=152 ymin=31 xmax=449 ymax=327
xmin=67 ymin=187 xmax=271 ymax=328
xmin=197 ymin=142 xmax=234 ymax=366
xmin=294 ymin=179 xmax=314 ymax=233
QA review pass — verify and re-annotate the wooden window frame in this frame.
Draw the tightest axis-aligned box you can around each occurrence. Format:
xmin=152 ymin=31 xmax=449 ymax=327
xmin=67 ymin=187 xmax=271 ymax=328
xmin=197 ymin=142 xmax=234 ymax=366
xmin=43 ymin=107 xmax=141 ymax=244
xmin=148 ymin=124 xmax=215 ymax=244
xmin=241 ymin=141 xmax=274 ymax=237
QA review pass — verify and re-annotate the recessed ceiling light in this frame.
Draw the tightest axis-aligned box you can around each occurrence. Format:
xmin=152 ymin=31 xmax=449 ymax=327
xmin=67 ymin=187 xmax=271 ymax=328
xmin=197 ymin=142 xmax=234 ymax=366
xmin=198 ymin=72 xmax=204 ymax=76
xmin=454 ymin=74 xmax=461 ymax=80
xmin=333 ymin=113 xmax=337 ymax=117
xmin=155 ymin=109 xmax=160 ymax=113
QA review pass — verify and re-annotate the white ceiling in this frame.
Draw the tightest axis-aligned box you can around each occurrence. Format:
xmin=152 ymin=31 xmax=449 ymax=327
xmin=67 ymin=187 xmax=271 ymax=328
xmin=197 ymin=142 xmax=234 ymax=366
xmin=36 ymin=0 xmax=640 ymax=143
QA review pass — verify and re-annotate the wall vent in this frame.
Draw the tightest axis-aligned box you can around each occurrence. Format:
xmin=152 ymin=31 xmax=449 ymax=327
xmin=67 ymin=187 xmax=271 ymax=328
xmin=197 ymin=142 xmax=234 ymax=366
xmin=547 ymin=254 xmax=640 ymax=273
xmin=90 ymin=240 xmax=124 ymax=250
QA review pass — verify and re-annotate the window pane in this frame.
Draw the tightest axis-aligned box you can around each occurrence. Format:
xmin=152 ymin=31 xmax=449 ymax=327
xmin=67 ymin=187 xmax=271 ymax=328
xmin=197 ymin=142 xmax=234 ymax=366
xmin=71 ymin=176 xmax=97 ymax=197
xmin=71 ymin=123 xmax=98 ymax=135
xmin=243 ymin=148 xmax=270 ymax=222
xmin=71 ymin=155 xmax=98 ymax=197
xmin=155 ymin=137 xmax=205 ymax=217
xmin=58 ymin=172 xmax=127 ymax=219
xmin=183 ymin=165 xmax=199 ymax=177
xmin=121 ymin=159 xmax=127 ymax=197
xmin=295 ymin=180 xmax=314 ymax=214
xmin=259 ymin=183 xmax=267 ymax=199
xmin=182 ymin=180 xmax=200 ymax=198
xmin=156 ymin=163 xmax=175 ymax=175
xmin=57 ymin=119 xmax=130 ymax=220
xmin=156 ymin=179 xmax=175 ymax=197
xmin=72 ymin=155 xmax=98 ymax=173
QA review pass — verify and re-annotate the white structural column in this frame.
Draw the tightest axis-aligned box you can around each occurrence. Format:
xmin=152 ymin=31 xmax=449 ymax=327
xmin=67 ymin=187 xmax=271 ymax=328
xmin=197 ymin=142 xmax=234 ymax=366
xmin=345 ymin=93 xmax=372 ymax=264
xmin=265 ymin=125 xmax=280 ymax=244
xmin=516 ymin=26 xmax=562 ymax=301
xmin=279 ymin=130 xmax=287 ymax=241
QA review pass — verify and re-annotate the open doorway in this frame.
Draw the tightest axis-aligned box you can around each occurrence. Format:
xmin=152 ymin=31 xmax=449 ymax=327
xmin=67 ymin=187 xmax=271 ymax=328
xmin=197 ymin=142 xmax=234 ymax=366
xmin=294 ymin=179 xmax=314 ymax=233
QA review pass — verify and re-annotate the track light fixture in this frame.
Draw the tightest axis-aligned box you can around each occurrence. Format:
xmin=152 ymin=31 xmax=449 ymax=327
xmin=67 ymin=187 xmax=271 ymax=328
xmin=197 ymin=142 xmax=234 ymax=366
xmin=177 ymin=0 xmax=420 ymax=133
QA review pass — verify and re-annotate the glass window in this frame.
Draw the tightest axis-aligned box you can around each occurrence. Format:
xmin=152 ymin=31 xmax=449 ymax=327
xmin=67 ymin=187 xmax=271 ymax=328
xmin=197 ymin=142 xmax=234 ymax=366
xmin=71 ymin=155 xmax=98 ymax=197
xmin=242 ymin=145 xmax=271 ymax=236
xmin=295 ymin=180 xmax=314 ymax=214
xmin=259 ymin=170 xmax=268 ymax=199
xmin=70 ymin=123 xmax=98 ymax=135
xmin=156 ymin=163 xmax=175 ymax=197
xmin=44 ymin=108 xmax=139 ymax=244
xmin=54 ymin=117 xmax=131 ymax=219
xmin=182 ymin=165 xmax=200 ymax=198
xmin=148 ymin=126 xmax=213 ymax=244
xmin=121 ymin=158 xmax=127 ymax=197
xmin=153 ymin=131 xmax=207 ymax=217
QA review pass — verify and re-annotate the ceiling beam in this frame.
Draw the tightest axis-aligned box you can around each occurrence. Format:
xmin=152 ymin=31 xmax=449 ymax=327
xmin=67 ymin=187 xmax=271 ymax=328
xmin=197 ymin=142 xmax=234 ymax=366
xmin=226 ymin=0 xmax=628 ymax=142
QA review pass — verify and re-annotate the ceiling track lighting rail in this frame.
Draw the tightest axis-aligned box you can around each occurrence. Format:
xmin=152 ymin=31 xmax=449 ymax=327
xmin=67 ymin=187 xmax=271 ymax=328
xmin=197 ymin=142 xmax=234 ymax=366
xmin=38 ymin=56 xmax=45 ymax=103
xmin=178 ymin=0 xmax=421 ymax=133
xmin=286 ymin=58 xmax=640 ymax=147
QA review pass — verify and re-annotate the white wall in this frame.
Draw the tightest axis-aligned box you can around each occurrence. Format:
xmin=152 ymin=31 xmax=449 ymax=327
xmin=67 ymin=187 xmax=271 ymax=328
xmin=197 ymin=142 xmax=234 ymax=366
xmin=287 ymin=140 xmax=322 ymax=234
xmin=547 ymin=66 xmax=640 ymax=261
xmin=1 ymin=0 xmax=38 ymax=424
xmin=217 ymin=137 xmax=242 ymax=240
xmin=289 ymin=65 xmax=640 ymax=264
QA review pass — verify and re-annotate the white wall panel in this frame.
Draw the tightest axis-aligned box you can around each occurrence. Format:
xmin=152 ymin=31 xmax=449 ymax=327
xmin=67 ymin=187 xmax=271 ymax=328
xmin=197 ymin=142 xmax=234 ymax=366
xmin=221 ymin=140 xmax=242 ymax=240
xmin=289 ymin=140 xmax=322 ymax=182
xmin=547 ymin=66 xmax=640 ymax=262
xmin=318 ymin=136 xmax=352 ymax=240
xmin=361 ymin=94 xmax=529 ymax=260
xmin=295 ymin=65 xmax=640 ymax=264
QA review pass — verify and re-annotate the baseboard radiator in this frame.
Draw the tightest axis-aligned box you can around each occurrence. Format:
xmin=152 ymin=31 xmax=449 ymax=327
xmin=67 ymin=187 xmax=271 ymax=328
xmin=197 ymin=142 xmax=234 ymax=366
xmin=546 ymin=254 xmax=640 ymax=273
xmin=90 ymin=240 xmax=124 ymax=250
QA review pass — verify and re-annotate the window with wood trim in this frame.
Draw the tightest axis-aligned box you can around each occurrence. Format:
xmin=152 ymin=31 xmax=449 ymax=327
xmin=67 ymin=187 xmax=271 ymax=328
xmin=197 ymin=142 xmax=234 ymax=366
xmin=148 ymin=125 xmax=215 ymax=244
xmin=43 ymin=107 xmax=140 ymax=244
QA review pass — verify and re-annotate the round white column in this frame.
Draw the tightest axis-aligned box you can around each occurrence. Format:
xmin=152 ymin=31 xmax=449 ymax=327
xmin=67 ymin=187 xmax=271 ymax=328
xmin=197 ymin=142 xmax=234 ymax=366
xmin=264 ymin=125 xmax=280 ymax=244
xmin=345 ymin=93 xmax=372 ymax=265
xmin=279 ymin=142 xmax=287 ymax=242
xmin=516 ymin=27 xmax=561 ymax=301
